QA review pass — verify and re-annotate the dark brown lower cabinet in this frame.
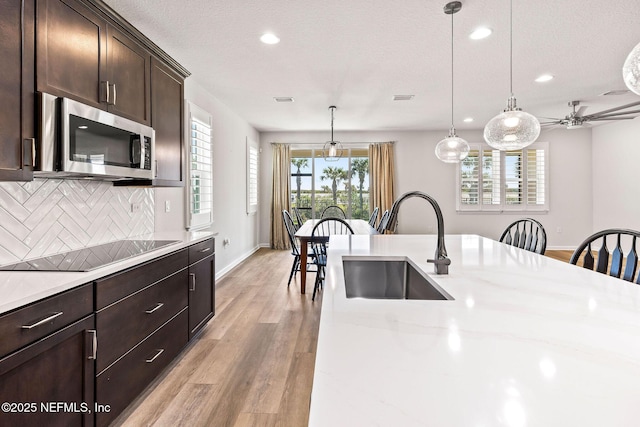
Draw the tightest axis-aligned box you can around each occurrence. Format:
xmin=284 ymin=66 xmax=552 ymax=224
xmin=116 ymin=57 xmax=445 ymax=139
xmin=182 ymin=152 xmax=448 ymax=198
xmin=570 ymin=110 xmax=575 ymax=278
xmin=0 ymin=315 xmax=95 ymax=427
xmin=95 ymin=309 xmax=188 ymax=427
xmin=189 ymin=253 xmax=215 ymax=338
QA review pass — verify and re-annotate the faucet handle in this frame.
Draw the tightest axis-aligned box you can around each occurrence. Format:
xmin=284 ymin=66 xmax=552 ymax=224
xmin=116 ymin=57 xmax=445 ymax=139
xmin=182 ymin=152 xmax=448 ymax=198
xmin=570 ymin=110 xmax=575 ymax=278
xmin=427 ymin=257 xmax=451 ymax=275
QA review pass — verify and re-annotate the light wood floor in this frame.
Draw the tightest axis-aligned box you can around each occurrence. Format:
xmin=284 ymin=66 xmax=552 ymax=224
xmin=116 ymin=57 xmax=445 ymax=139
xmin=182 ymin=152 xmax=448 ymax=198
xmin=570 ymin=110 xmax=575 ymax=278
xmin=114 ymin=248 xmax=573 ymax=427
xmin=114 ymin=248 xmax=322 ymax=427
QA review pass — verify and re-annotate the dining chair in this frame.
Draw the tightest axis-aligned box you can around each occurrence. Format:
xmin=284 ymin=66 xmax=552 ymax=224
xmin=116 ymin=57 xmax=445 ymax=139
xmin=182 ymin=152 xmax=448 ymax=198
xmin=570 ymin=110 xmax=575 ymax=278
xmin=293 ymin=207 xmax=305 ymax=230
xmin=321 ymin=205 xmax=346 ymax=219
xmin=570 ymin=228 xmax=640 ymax=283
xmin=499 ymin=218 xmax=547 ymax=254
xmin=282 ymin=210 xmax=315 ymax=287
xmin=376 ymin=209 xmax=390 ymax=234
xmin=310 ymin=217 xmax=354 ymax=301
xmin=368 ymin=207 xmax=379 ymax=227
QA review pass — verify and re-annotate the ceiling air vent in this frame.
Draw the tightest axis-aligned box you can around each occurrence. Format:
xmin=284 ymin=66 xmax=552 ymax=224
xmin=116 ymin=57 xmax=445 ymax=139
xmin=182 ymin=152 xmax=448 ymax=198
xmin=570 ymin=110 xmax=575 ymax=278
xmin=393 ymin=95 xmax=415 ymax=101
xmin=274 ymin=97 xmax=294 ymax=102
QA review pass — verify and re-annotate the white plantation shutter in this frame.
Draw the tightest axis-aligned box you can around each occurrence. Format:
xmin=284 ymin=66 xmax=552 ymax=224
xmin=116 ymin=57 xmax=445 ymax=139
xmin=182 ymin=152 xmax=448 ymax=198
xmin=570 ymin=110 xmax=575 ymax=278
xmin=457 ymin=142 xmax=548 ymax=212
xmin=247 ymin=138 xmax=259 ymax=214
xmin=186 ymin=102 xmax=213 ymax=230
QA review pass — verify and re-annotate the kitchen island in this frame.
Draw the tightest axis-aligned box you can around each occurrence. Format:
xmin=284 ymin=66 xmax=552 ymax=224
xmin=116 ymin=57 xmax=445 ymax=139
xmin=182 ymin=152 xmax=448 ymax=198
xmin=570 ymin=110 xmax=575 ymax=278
xmin=309 ymin=234 xmax=640 ymax=427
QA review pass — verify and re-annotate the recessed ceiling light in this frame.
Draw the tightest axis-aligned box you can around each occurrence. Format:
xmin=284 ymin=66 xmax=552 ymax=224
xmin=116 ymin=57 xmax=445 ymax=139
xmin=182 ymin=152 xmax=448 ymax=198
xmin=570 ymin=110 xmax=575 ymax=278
xmin=535 ymin=74 xmax=554 ymax=83
xmin=274 ymin=97 xmax=294 ymax=103
xmin=463 ymin=117 xmax=474 ymax=123
xmin=469 ymin=27 xmax=492 ymax=40
xmin=393 ymin=95 xmax=414 ymax=101
xmin=260 ymin=33 xmax=280 ymax=44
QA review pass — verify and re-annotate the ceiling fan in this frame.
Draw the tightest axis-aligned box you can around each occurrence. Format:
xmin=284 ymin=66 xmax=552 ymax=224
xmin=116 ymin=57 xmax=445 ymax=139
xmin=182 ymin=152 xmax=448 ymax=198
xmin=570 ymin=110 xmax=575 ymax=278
xmin=540 ymin=100 xmax=640 ymax=129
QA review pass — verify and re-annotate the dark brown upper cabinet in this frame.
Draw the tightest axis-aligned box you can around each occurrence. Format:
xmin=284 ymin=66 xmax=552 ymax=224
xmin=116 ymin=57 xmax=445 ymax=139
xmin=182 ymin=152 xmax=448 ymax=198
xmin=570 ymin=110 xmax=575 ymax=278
xmin=36 ymin=0 xmax=151 ymax=125
xmin=0 ymin=0 xmax=35 ymax=181
xmin=151 ymin=58 xmax=185 ymax=186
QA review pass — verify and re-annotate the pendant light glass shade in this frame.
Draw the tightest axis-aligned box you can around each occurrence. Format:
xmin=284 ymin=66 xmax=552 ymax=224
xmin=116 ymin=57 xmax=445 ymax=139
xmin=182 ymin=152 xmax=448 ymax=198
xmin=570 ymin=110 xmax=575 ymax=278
xmin=484 ymin=96 xmax=540 ymax=150
xmin=483 ymin=0 xmax=540 ymax=151
xmin=323 ymin=106 xmax=343 ymax=161
xmin=435 ymin=127 xmax=470 ymax=163
xmin=435 ymin=1 xmax=469 ymax=163
xmin=623 ymin=41 xmax=640 ymax=95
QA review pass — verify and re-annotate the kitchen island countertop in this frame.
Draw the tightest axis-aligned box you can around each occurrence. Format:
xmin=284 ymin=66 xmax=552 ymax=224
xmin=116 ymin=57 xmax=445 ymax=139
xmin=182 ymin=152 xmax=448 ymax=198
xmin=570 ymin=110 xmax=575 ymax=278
xmin=0 ymin=230 xmax=215 ymax=315
xmin=309 ymin=234 xmax=640 ymax=427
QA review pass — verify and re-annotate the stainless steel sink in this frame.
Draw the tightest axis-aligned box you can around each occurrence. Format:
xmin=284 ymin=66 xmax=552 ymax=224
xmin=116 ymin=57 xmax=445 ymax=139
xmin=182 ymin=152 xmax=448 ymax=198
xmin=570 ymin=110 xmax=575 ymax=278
xmin=342 ymin=257 xmax=453 ymax=300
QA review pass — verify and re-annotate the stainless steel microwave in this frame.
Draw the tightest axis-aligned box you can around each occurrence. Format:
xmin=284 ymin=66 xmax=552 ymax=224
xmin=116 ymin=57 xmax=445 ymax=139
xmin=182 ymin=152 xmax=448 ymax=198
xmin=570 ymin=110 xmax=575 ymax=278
xmin=36 ymin=92 xmax=155 ymax=180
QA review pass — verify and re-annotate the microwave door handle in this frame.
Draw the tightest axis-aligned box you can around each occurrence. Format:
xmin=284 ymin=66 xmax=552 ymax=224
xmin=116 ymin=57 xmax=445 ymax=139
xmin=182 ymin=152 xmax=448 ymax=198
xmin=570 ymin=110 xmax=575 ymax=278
xmin=130 ymin=136 xmax=142 ymax=167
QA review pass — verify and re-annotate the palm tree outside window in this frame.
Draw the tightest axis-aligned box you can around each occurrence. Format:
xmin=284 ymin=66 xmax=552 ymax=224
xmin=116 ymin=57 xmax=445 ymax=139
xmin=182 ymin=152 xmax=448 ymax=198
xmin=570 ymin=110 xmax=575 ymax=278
xmin=290 ymin=147 xmax=369 ymax=220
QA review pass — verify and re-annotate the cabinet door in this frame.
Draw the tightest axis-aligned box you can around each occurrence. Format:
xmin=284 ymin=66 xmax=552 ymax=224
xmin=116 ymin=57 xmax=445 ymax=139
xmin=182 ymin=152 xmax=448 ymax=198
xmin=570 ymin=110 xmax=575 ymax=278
xmin=188 ymin=254 xmax=215 ymax=338
xmin=0 ymin=315 xmax=95 ymax=427
xmin=36 ymin=0 xmax=107 ymax=109
xmin=151 ymin=57 xmax=184 ymax=185
xmin=0 ymin=0 xmax=35 ymax=181
xmin=107 ymin=26 xmax=151 ymax=125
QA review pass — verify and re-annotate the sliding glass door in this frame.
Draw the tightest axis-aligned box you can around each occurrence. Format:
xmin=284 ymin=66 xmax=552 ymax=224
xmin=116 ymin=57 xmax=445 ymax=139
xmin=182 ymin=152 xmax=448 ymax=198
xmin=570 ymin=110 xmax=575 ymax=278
xmin=290 ymin=147 xmax=369 ymax=221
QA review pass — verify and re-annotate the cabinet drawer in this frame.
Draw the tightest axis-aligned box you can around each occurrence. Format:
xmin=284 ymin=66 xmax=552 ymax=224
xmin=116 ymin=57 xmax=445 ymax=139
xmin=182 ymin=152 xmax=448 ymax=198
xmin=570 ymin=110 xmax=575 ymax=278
xmin=188 ymin=238 xmax=214 ymax=265
xmin=96 ymin=268 xmax=188 ymax=373
xmin=0 ymin=284 xmax=93 ymax=358
xmin=96 ymin=248 xmax=188 ymax=309
xmin=96 ymin=308 xmax=188 ymax=427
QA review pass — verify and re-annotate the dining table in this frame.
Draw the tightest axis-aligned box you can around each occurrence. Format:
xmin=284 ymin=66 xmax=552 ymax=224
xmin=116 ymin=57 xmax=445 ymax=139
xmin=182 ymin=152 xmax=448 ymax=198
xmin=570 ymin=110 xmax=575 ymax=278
xmin=294 ymin=219 xmax=377 ymax=294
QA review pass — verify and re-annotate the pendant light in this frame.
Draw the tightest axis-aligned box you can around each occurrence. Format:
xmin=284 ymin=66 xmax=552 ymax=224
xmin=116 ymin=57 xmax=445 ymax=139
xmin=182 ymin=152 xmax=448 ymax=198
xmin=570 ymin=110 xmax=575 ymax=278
xmin=435 ymin=1 xmax=470 ymax=163
xmin=323 ymin=106 xmax=343 ymax=161
xmin=623 ymin=42 xmax=640 ymax=95
xmin=483 ymin=0 xmax=540 ymax=150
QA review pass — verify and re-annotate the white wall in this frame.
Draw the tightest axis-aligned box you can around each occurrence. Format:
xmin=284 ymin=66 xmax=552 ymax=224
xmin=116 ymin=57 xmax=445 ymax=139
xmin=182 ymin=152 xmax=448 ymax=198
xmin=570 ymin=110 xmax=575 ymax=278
xmin=592 ymin=118 xmax=640 ymax=231
xmin=259 ymin=127 xmax=593 ymax=249
xmin=154 ymin=78 xmax=260 ymax=277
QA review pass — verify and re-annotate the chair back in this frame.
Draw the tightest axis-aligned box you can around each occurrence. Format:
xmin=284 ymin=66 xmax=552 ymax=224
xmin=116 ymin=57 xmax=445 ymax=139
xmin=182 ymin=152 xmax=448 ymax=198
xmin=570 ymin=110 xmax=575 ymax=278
xmin=499 ymin=218 xmax=547 ymax=254
xmin=293 ymin=207 xmax=305 ymax=230
xmin=570 ymin=229 xmax=640 ymax=283
xmin=376 ymin=210 xmax=390 ymax=234
xmin=311 ymin=217 xmax=354 ymax=261
xmin=368 ymin=207 xmax=379 ymax=227
xmin=282 ymin=210 xmax=299 ymax=255
xmin=321 ymin=205 xmax=346 ymax=219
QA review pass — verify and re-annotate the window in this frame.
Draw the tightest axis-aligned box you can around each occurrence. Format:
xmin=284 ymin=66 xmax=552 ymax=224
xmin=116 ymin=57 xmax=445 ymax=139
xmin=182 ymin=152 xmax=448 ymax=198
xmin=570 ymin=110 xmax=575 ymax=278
xmin=457 ymin=142 xmax=548 ymax=212
xmin=290 ymin=147 xmax=370 ymax=221
xmin=186 ymin=102 xmax=213 ymax=230
xmin=247 ymin=138 xmax=259 ymax=214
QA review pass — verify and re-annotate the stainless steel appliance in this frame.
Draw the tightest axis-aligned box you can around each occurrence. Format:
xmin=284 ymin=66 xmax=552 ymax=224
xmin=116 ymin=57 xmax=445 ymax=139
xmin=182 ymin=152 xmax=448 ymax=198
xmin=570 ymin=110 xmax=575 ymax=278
xmin=36 ymin=92 xmax=155 ymax=180
xmin=0 ymin=240 xmax=179 ymax=271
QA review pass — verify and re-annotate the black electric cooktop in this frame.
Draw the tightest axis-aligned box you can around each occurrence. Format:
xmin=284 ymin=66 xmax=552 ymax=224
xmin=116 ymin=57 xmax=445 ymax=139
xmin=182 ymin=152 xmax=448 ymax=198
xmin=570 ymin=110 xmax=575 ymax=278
xmin=0 ymin=240 xmax=179 ymax=272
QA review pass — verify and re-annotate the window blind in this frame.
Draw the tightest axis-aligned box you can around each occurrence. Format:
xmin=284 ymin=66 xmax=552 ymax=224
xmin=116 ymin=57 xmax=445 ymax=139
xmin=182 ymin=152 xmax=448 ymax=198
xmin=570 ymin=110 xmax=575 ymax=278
xmin=247 ymin=140 xmax=258 ymax=213
xmin=457 ymin=142 xmax=548 ymax=212
xmin=186 ymin=102 xmax=213 ymax=230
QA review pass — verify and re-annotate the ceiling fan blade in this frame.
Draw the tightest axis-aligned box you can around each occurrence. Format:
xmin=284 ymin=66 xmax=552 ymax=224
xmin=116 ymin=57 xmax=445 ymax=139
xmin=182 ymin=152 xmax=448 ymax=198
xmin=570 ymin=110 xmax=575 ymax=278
xmin=538 ymin=117 xmax=562 ymax=121
xmin=575 ymin=106 xmax=587 ymax=117
xmin=584 ymin=110 xmax=640 ymax=120
xmin=540 ymin=122 xmax=560 ymax=127
xmin=586 ymin=101 xmax=640 ymax=118
xmin=589 ymin=116 xmax=637 ymax=121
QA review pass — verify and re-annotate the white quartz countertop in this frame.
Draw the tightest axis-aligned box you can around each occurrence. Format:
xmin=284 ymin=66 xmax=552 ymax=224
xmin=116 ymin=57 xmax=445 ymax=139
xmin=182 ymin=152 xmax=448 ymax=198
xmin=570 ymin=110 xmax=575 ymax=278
xmin=0 ymin=230 xmax=215 ymax=315
xmin=309 ymin=234 xmax=640 ymax=427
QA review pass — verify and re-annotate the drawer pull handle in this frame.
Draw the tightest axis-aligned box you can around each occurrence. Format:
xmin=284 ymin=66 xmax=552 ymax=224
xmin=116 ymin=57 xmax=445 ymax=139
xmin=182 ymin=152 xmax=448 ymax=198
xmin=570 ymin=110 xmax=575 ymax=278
xmin=146 ymin=349 xmax=164 ymax=363
xmin=145 ymin=303 xmax=164 ymax=314
xmin=199 ymin=247 xmax=212 ymax=253
xmin=88 ymin=330 xmax=98 ymax=360
xmin=189 ymin=273 xmax=196 ymax=291
xmin=21 ymin=311 xmax=63 ymax=329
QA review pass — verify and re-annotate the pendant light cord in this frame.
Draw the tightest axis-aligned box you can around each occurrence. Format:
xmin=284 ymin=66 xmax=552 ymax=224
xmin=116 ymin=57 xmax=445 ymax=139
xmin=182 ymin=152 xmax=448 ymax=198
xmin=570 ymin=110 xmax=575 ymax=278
xmin=509 ymin=0 xmax=513 ymax=97
xmin=450 ymin=9 xmax=454 ymax=128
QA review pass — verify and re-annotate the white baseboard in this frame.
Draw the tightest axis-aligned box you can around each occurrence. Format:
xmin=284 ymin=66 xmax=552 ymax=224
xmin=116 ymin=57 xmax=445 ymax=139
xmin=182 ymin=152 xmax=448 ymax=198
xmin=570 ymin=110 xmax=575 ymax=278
xmin=546 ymin=246 xmax=576 ymax=251
xmin=215 ymin=245 xmax=260 ymax=281
xmin=258 ymin=243 xmax=271 ymax=248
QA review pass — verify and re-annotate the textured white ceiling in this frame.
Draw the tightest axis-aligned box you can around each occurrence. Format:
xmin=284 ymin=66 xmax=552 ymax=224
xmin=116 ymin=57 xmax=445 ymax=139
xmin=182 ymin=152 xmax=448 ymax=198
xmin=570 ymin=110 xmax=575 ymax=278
xmin=104 ymin=0 xmax=640 ymax=132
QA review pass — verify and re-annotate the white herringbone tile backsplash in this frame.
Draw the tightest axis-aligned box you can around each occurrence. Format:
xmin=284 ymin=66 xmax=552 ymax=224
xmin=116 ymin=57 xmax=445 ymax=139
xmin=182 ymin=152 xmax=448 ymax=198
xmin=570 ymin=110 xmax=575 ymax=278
xmin=0 ymin=179 xmax=154 ymax=265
